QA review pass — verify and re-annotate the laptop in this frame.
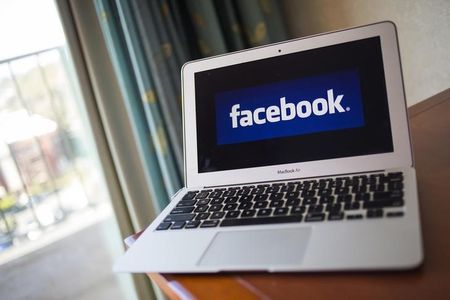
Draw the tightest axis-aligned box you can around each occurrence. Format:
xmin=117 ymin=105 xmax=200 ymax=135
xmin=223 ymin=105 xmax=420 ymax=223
xmin=114 ymin=21 xmax=423 ymax=273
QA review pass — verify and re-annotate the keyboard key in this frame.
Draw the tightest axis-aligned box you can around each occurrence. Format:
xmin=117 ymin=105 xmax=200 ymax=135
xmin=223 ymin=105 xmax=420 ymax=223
xmin=254 ymin=201 xmax=268 ymax=209
xmin=257 ymin=184 xmax=270 ymax=188
xmin=195 ymin=191 xmax=210 ymax=199
xmin=197 ymin=199 xmax=210 ymax=205
xmin=273 ymin=207 xmax=289 ymax=215
xmin=210 ymin=198 xmax=224 ymax=205
xmin=194 ymin=205 xmax=209 ymax=213
xmin=270 ymin=193 xmax=284 ymax=200
xmin=368 ymin=177 xmax=378 ymax=185
xmin=236 ymin=189 xmax=250 ymax=196
xmin=352 ymin=185 xmax=367 ymax=193
xmin=373 ymin=191 xmax=403 ymax=200
xmin=225 ymin=211 xmax=240 ymax=218
xmin=347 ymin=214 xmax=363 ymax=220
xmin=209 ymin=191 xmax=223 ymax=198
xmin=238 ymin=202 xmax=253 ymax=210
xmin=344 ymin=202 xmax=360 ymax=210
xmin=196 ymin=213 xmax=210 ymax=220
xmin=388 ymin=176 xmax=403 ymax=183
xmin=326 ymin=203 xmax=341 ymax=213
xmin=251 ymin=187 xmax=266 ymax=195
xmin=285 ymin=191 xmax=300 ymax=199
xmin=182 ymin=192 xmax=197 ymax=200
xmin=224 ymin=203 xmax=238 ymax=211
xmin=270 ymin=200 xmax=284 ymax=207
xmin=379 ymin=176 xmax=390 ymax=184
xmin=388 ymin=172 xmax=402 ymax=177
xmin=266 ymin=186 xmax=280 ymax=193
xmin=308 ymin=204 xmax=324 ymax=213
xmin=210 ymin=211 xmax=225 ymax=219
xmin=388 ymin=181 xmax=404 ymax=190
xmin=280 ymin=185 xmax=295 ymax=193
xmin=301 ymin=190 xmax=316 ymax=197
xmin=177 ymin=200 xmax=196 ymax=207
xmin=387 ymin=211 xmax=404 ymax=218
xmin=200 ymin=220 xmax=219 ymax=228
xmin=315 ymin=179 xmax=326 ymax=185
xmin=239 ymin=195 xmax=254 ymax=202
xmin=220 ymin=215 xmax=302 ymax=227
xmin=241 ymin=210 xmax=256 ymax=217
xmin=185 ymin=220 xmax=200 ymax=229
xmin=224 ymin=196 xmax=239 ymax=204
xmin=335 ymin=187 xmax=349 ymax=194
xmin=319 ymin=195 xmax=334 ymax=204
xmin=304 ymin=179 xmax=317 ymax=185
xmin=171 ymin=207 xmax=194 ymax=214
xmin=355 ymin=193 xmax=370 ymax=201
xmin=348 ymin=177 xmax=360 ymax=186
xmin=156 ymin=222 xmax=171 ymax=230
xmin=170 ymin=221 xmax=185 ymax=230
xmin=318 ymin=189 xmax=332 ymax=196
xmin=333 ymin=179 xmax=344 ymax=187
xmin=337 ymin=194 xmax=352 ymax=203
xmin=209 ymin=204 xmax=223 ymax=212
xmin=223 ymin=190 xmax=237 ymax=197
xmin=257 ymin=208 xmax=273 ymax=216
xmin=303 ymin=197 xmax=317 ymax=205
xmin=164 ymin=214 xmax=195 ymax=222
xmin=254 ymin=194 xmax=269 ymax=201
xmin=328 ymin=212 xmax=344 ymax=221
xmin=363 ymin=198 xmax=404 ymax=209
xmin=286 ymin=198 xmax=300 ymax=206
xmin=291 ymin=206 xmax=306 ymax=215
xmin=367 ymin=209 xmax=383 ymax=218
xmin=369 ymin=184 xmax=385 ymax=192
xmin=305 ymin=213 xmax=325 ymax=222
xmin=388 ymin=172 xmax=403 ymax=182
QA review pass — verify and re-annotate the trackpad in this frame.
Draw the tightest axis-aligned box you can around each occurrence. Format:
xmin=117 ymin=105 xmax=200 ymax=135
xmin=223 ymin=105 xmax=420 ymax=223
xmin=198 ymin=228 xmax=311 ymax=267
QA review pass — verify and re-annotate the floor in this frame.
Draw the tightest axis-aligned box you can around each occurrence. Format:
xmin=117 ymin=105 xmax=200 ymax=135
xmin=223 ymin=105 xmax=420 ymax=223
xmin=0 ymin=217 xmax=132 ymax=300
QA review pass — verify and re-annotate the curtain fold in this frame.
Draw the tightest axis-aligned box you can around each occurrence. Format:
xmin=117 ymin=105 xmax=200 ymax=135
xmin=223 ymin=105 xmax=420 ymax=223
xmin=186 ymin=0 xmax=228 ymax=56
xmin=94 ymin=0 xmax=289 ymax=212
xmin=127 ymin=0 xmax=184 ymax=173
xmin=94 ymin=0 xmax=172 ymax=212
xmin=115 ymin=0 xmax=183 ymax=197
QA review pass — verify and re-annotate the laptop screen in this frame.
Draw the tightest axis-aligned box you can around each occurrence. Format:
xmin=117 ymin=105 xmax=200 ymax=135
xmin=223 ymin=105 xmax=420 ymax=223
xmin=195 ymin=37 xmax=393 ymax=173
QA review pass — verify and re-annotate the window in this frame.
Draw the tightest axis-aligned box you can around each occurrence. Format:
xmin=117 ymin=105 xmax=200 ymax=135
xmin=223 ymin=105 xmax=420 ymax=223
xmin=0 ymin=1 xmax=136 ymax=299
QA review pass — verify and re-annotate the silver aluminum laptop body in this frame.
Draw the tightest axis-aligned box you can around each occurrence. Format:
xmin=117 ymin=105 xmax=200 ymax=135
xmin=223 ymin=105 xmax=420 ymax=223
xmin=114 ymin=22 xmax=423 ymax=273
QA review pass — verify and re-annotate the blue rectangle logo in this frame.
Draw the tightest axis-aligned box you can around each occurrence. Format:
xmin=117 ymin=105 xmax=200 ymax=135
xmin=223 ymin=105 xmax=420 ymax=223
xmin=215 ymin=69 xmax=365 ymax=145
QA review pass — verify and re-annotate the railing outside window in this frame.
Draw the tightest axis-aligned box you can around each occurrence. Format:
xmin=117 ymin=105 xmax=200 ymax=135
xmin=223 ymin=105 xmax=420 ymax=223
xmin=0 ymin=46 xmax=107 ymax=251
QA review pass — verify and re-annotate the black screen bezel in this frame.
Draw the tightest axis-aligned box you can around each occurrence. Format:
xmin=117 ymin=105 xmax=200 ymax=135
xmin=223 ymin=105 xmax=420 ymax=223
xmin=194 ymin=37 xmax=393 ymax=173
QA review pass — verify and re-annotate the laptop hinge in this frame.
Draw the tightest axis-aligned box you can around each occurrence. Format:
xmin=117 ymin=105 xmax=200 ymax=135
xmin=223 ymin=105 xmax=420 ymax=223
xmin=202 ymin=169 xmax=388 ymax=189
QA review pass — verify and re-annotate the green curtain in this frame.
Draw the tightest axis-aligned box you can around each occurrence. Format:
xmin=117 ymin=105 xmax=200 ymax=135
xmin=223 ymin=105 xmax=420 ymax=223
xmin=94 ymin=0 xmax=288 ymax=212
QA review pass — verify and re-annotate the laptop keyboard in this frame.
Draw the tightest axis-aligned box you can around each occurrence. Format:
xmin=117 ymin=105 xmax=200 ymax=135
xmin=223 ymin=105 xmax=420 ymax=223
xmin=156 ymin=172 xmax=405 ymax=230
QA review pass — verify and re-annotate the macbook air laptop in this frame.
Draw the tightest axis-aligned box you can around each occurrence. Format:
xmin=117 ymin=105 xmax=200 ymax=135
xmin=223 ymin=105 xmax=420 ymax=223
xmin=114 ymin=21 xmax=423 ymax=273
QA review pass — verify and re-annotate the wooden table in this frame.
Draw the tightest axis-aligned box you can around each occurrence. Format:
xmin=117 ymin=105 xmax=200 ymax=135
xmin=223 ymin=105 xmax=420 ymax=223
xmin=137 ymin=89 xmax=450 ymax=299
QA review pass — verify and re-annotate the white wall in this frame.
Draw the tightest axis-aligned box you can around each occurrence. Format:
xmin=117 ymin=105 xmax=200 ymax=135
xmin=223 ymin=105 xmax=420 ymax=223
xmin=282 ymin=0 xmax=450 ymax=106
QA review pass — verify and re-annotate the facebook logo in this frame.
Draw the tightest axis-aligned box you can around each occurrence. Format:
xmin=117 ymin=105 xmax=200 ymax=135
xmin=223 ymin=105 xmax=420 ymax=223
xmin=215 ymin=69 xmax=365 ymax=145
